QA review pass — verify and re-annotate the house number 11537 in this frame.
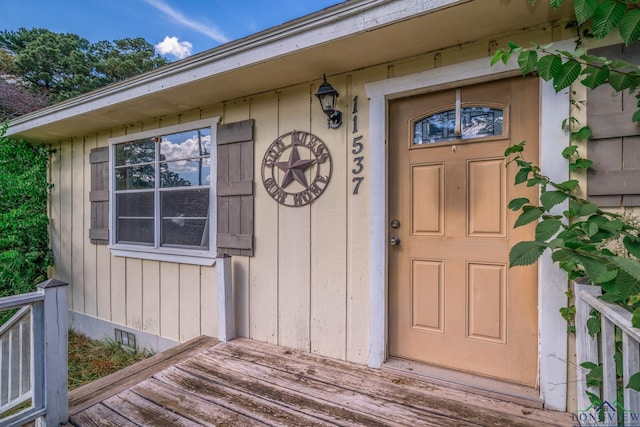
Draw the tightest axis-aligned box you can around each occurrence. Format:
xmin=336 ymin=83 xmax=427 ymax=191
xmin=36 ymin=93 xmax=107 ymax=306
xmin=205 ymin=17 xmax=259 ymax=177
xmin=352 ymin=96 xmax=365 ymax=195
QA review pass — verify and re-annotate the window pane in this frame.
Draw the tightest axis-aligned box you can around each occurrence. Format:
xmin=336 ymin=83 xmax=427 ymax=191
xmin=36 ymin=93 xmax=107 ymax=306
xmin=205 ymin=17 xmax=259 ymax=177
xmin=413 ymin=110 xmax=456 ymax=144
xmin=413 ymin=107 xmax=504 ymax=145
xmin=161 ymin=219 xmax=208 ymax=248
xmin=116 ymin=192 xmax=154 ymax=218
xmin=117 ymin=219 xmax=154 ymax=244
xmin=160 ymin=158 xmax=211 ymax=187
xmin=115 ymin=165 xmax=155 ymax=190
xmin=161 ymin=189 xmax=209 ymax=248
xmin=461 ymin=107 xmax=503 ymax=139
xmin=160 ymin=128 xmax=211 ymax=161
xmin=116 ymin=192 xmax=154 ymax=245
xmin=115 ymin=139 xmax=155 ymax=166
xmin=161 ymin=189 xmax=209 ymax=218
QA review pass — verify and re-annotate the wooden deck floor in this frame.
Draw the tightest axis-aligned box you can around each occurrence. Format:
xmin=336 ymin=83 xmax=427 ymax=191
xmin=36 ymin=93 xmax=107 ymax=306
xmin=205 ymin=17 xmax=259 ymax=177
xmin=66 ymin=336 xmax=574 ymax=426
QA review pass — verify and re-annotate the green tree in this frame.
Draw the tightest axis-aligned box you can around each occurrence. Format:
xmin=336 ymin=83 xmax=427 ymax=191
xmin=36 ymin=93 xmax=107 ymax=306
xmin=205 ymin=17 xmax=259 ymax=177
xmin=91 ymin=38 xmax=168 ymax=85
xmin=0 ymin=122 xmax=53 ymax=296
xmin=0 ymin=28 xmax=170 ymax=105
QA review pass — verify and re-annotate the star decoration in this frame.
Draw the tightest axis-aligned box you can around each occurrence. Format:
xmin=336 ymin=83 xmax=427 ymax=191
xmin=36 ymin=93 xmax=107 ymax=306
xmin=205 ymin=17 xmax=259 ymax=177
xmin=275 ymin=145 xmax=316 ymax=188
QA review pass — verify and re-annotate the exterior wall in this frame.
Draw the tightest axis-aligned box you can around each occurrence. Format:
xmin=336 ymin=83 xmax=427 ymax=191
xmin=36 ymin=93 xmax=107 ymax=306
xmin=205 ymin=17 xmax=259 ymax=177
xmin=49 ymin=20 xmax=574 ymax=363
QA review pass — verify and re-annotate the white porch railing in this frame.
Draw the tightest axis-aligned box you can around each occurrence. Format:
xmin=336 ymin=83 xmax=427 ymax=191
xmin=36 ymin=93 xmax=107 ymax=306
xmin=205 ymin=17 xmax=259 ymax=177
xmin=575 ymin=283 xmax=640 ymax=426
xmin=0 ymin=279 xmax=68 ymax=427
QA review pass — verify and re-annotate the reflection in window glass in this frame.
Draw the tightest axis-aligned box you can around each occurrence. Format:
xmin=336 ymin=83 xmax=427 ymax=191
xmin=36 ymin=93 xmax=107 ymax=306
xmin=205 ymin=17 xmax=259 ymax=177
xmin=115 ymin=139 xmax=155 ymax=166
xmin=160 ymin=158 xmax=211 ymax=187
xmin=413 ymin=107 xmax=503 ymax=144
xmin=161 ymin=189 xmax=209 ymax=248
xmin=461 ymin=107 xmax=503 ymax=139
xmin=115 ymin=192 xmax=154 ymax=245
xmin=113 ymin=126 xmax=211 ymax=249
xmin=115 ymin=165 xmax=155 ymax=190
xmin=160 ymin=129 xmax=211 ymax=161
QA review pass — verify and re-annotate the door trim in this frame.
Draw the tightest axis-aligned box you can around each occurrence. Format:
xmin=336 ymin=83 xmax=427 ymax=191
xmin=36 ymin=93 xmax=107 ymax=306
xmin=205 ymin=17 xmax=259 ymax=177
xmin=365 ymin=40 xmax=573 ymax=411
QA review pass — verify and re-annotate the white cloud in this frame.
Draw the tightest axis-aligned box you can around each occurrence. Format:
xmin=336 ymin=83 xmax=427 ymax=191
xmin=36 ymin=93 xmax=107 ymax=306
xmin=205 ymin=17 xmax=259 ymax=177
xmin=155 ymin=36 xmax=193 ymax=59
xmin=143 ymin=0 xmax=229 ymax=44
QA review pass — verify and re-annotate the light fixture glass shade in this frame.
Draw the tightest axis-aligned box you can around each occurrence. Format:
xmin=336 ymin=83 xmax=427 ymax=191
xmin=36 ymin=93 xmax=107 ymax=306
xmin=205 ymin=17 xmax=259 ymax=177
xmin=315 ymin=75 xmax=342 ymax=129
xmin=319 ymin=93 xmax=335 ymax=113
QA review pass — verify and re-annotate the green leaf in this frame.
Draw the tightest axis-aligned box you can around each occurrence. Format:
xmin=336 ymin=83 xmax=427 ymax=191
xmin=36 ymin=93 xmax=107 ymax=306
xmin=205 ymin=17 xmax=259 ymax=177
xmin=514 ymin=207 xmax=543 ymax=228
xmin=550 ymin=0 xmax=565 ymax=8
xmin=619 ymin=9 xmax=640 ymax=45
xmin=560 ymin=304 xmax=576 ymax=321
xmin=491 ymin=49 xmax=504 ymax=66
xmin=586 ymin=221 xmax=599 ymax=237
xmin=558 ymin=179 xmax=580 ymax=191
xmin=508 ymin=198 xmax=530 ymax=211
xmin=597 ymin=268 xmax=618 ymax=283
xmin=633 ymin=109 xmax=640 ymax=123
xmin=633 ymin=308 xmax=640 ymax=329
xmin=608 ymin=71 xmax=640 ymax=92
xmin=587 ymin=316 xmax=601 ymax=336
xmin=580 ymin=361 xmax=598 ymax=370
xmin=575 ymin=201 xmax=599 ymax=217
xmin=517 ymin=50 xmax=538 ymax=75
xmin=537 ymin=55 xmax=563 ymax=82
xmin=536 ymin=218 xmax=562 ymax=241
xmin=609 ymin=256 xmax=640 ymax=282
xmin=627 ymin=372 xmax=640 ymax=391
xmin=580 ymin=256 xmax=612 ymax=284
xmin=581 ymin=65 xmax=610 ymax=89
xmin=540 ymin=190 xmax=569 ymax=210
xmin=527 ymin=177 xmax=546 ymax=187
xmin=553 ymin=60 xmax=582 ymax=92
xmin=509 ymin=241 xmax=546 ymax=267
xmin=507 ymin=41 xmax=520 ymax=50
xmin=592 ymin=0 xmax=627 ymax=39
xmin=504 ymin=142 xmax=525 ymax=156
xmin=614 ymin=271 xmax=640 ymax=298
xmin=624 ymin=236 xmax=640 ymax=259
xmin=571 ymin=126 xmax=592 ymax=142
xmin=562 ymin=145 xmax=579 ymax=158
xmin=575 ymin=0 xmax=599 ymax=24
xmin=514 ymin=168 xmax=530 ymax=185
xmin=570 ymin=158 xmax=593 ymax=171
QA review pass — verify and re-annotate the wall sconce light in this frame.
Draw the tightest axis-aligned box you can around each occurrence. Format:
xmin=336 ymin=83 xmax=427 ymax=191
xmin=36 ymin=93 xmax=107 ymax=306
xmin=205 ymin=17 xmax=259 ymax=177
xmin=315 ymin=74 xmax=342 ymax=129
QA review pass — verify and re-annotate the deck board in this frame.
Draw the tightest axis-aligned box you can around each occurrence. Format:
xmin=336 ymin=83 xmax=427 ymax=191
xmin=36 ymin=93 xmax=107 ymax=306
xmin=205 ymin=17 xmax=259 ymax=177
xmin=68 ymin=336 xmax=573 ymax=426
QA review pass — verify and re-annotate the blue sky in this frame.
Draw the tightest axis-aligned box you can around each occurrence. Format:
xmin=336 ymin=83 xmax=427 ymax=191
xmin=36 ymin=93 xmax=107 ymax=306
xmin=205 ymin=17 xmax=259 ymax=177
xmin=1 ymin=0 xmax=342 ymax=59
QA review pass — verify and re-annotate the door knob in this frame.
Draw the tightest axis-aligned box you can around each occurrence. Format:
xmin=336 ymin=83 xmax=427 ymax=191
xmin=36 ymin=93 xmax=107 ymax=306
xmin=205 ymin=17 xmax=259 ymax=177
xmin=390 ymin=237 xmax=401 ymax=246
xmin=391 ymin=219 xmax=400 ymax=228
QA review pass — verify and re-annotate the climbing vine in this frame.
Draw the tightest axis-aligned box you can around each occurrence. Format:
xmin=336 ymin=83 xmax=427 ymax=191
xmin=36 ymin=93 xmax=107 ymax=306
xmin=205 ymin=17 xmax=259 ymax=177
xmin=493 ymin=0 xmax=640 ymax=401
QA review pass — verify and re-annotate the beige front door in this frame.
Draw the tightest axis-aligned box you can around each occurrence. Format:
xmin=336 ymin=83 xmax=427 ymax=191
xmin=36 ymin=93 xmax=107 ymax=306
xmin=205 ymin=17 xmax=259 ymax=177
xmin=388 ymin=77 xmax=540 ymax=386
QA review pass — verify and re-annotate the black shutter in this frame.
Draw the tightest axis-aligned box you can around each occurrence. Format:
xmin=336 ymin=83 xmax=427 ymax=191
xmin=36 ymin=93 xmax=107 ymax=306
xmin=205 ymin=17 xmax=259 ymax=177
xmin=89 ymin=146 xmax=109 ymax=244
xmin=217 ymin=119 xmax=255 ymax=256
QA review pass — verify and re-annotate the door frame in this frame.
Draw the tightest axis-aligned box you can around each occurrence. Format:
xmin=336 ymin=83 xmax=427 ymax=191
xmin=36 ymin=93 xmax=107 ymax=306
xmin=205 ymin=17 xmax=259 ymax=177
xmin=364 ymin=40 xmax=574 ymax=411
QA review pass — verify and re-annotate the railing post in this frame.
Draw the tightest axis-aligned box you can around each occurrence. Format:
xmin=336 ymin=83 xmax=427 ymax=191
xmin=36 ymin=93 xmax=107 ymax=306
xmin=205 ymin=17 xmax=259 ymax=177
xmin=36 ymin=279 xmax=68 ymax=427
xmin=575 ymin=284 xmax=602 ymax=413
xmin=217 ymin=254 xmax=234 ymax=342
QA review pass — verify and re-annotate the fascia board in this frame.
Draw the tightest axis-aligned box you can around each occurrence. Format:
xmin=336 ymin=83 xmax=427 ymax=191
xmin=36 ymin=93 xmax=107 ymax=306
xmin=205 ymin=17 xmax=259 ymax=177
xmin=7 ymin=0 xmax=466 ymax=137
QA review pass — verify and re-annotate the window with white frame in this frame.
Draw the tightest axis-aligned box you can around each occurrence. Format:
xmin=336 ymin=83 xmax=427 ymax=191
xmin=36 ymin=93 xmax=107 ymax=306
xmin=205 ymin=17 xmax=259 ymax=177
xmin=109 ymin=119 xmax=218 ymax=264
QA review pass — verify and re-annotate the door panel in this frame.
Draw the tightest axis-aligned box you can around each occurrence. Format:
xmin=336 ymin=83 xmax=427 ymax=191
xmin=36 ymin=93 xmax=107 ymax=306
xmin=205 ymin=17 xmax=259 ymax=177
xmin=388 ymin=77 xmax=539 ymax=386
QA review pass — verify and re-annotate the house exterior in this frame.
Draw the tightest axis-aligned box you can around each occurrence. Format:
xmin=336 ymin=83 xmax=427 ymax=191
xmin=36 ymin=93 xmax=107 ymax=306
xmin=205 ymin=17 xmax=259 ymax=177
xmin=9 ymin=0 xmax=634 ymax=413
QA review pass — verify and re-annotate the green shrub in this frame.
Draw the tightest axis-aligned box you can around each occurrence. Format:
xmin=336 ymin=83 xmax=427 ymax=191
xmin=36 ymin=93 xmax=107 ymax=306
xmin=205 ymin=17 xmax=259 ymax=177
xmin=0 ymin=122 xmax=53 ymax=296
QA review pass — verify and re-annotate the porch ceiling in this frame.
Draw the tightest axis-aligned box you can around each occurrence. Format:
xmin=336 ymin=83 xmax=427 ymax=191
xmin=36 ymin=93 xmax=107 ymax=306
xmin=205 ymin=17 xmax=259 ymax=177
xmin=8 ymin=0 xmax=573 ymax=143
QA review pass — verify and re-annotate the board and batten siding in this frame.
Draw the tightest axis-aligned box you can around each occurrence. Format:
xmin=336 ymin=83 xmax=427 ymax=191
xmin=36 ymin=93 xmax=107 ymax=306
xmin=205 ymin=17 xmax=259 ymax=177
xmin=48 ymin=21 xmax=573 ymax=364
xmin=587 ymin=43 xmax=640 ymax=207
xmin=47 ymin=78 xmax=372 ymax=361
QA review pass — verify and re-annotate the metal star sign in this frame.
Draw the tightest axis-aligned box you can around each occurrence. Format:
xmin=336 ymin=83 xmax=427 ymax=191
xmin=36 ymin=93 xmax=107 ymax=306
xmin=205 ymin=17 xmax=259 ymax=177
xmin=261 ymin=130 xmax=333 ymax=207
xmin=275 ymin=145 xmax=316 ymax=188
